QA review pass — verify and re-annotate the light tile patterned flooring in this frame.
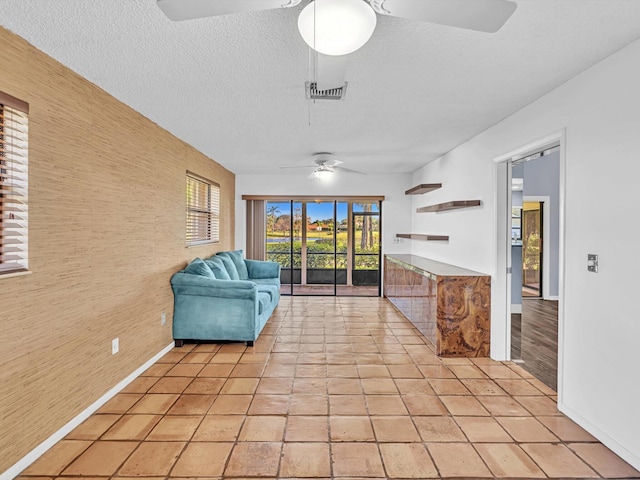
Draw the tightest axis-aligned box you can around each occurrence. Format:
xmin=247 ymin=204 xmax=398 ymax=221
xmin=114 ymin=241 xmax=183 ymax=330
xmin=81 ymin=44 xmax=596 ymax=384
xmin=20 ymin=297 xmax=640 ymax=479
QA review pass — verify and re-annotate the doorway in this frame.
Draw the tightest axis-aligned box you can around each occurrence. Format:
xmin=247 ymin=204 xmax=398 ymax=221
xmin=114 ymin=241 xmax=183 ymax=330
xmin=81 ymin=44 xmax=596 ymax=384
xmin=507 ymin=145 xmax=561 ymax=391
xmin=522 ymin=201 xmax=543 ymax=298
xmin=265 ymin=199 xmax=381 ymax=296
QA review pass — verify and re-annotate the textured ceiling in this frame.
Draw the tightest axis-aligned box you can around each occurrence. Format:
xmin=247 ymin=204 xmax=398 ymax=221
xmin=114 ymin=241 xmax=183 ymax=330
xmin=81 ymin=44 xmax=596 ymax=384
xmin=2 ymin=0 xmax=640 ymax=174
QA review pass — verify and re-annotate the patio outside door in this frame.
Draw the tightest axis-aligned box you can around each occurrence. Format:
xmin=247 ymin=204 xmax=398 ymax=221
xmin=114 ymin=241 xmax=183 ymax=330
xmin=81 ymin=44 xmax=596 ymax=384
xmin=298 ymin=201 xmax=338 ymax=295
xmin=265 ymin=199 xmax=380 ymax=296
xmin=338 ymin=204 xmax=380 ymax=296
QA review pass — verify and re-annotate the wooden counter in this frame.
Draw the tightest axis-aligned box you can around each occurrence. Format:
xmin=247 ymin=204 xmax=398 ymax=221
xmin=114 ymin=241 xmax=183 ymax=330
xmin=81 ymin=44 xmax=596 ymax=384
xmin=384 ymin=254 xmax=491 ymax=357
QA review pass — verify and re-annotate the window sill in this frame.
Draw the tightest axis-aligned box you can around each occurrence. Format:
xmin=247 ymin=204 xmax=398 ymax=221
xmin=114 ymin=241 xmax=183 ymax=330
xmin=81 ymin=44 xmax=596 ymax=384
xmin=0 ymin=270 xmax=32 ymax=280
xmin=186 ymin=241 xmax=220 ymax=248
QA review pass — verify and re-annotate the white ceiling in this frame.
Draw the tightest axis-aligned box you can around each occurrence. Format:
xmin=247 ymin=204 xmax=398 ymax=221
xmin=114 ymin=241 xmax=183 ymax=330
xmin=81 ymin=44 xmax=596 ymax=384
xmin=2 ymin=0 xmax=640 ymax=175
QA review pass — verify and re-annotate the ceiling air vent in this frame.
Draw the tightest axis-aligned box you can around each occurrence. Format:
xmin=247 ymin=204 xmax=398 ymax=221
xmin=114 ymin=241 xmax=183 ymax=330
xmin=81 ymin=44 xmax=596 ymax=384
xmin=305 ymin=81 xmax=348 ymax=100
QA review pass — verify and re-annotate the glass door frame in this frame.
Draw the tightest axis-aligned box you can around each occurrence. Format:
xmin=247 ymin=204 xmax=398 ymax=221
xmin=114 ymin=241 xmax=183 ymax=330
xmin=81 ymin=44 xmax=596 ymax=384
xmin=299 ymin=200 xmax=338 ymax=296
xmin=262 ymin=197 xmax=383 ymax=297
xmin=350 ymin=204 xmax=382 ymax=297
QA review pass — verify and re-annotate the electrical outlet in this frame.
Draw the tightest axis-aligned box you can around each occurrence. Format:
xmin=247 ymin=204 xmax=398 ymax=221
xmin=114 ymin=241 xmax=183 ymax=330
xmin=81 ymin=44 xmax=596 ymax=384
xmin=161 ymin=312 xmax=166 ymax=326
xmin=112 ymin=338 xmax=119 ymax=355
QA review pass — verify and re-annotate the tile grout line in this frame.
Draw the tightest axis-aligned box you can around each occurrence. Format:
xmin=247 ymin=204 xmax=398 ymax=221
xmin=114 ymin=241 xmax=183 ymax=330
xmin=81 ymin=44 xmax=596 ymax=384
xmin=17 ymin=297 xmax=640 ymax=480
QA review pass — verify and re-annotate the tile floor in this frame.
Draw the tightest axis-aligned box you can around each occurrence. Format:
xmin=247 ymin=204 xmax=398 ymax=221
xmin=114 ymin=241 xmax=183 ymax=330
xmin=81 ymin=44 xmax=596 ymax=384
xmin=19 ymin=297 xmax=640 ymax=479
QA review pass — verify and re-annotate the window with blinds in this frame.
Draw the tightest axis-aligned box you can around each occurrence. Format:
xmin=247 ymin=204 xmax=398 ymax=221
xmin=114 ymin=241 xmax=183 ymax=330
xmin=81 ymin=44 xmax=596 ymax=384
xmin=0 ymin=92 xmax=29 ymax=275
xmin=186 ymin=172 xmax=220 ymax=246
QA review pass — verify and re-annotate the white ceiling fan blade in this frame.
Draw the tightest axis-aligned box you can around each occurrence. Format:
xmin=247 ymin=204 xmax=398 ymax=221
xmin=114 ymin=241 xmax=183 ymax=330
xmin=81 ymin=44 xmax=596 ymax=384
xmin=280 ymin=164 xmax=316 ymax=169
xmin=315 ymin=54 xmax=348 ymax=91
xmin=334 ymin=166 xmax=367 ymax=175
xmin=157 ymin=0 xmax=302 ymax=22
xmin=378 ymin=0 xmax=517 ymax=33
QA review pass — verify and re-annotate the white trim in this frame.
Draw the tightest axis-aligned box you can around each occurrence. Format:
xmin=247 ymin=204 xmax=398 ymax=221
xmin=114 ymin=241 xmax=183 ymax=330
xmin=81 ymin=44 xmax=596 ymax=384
xmin=558 ymin=402 xmax=640 ymax=471
xmin=523 ymin=195 xmax=551 ymax=300
xmin=494 ymin=131 xmax=563 ymax=163
xmin=493 ymin=128 xmax=566 ymax=399
xmin=546 ymin=295 xmax=559 ymax=301
xmin=511 ymin=304 xmax=522 ymax=314
xmin=0 ymin=342 xmax=176 ymax=480
xmin=556 ymin=130 xmax=567 ymax=408
xmin=491 ymin=160 xmax=508 ymax=360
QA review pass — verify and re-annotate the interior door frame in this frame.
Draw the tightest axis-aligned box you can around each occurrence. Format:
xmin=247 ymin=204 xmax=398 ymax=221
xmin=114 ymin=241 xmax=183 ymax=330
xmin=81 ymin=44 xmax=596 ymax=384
xmin=493 ymin=129 xmax=566 ymax=404
xmin=523 ymin=196 xmax=552 ymax=300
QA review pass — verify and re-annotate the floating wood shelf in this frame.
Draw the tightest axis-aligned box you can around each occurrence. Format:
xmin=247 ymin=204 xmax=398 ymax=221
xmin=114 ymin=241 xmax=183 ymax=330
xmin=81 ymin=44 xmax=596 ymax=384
xmin=396 ymin=234 xmax=449 ymax=241
xmin=417 ymin=200 xmax=481 ymax=213
xmin=405 ymin=183 xmax=442 ymax=195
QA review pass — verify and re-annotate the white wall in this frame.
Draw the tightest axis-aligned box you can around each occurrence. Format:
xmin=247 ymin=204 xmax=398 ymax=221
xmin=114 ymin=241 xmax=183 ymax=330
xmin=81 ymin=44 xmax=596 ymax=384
xmin=235 ymin=172 xmax=413 ymax=264
xmin=410 ymin=39 xmax=640 ymax=468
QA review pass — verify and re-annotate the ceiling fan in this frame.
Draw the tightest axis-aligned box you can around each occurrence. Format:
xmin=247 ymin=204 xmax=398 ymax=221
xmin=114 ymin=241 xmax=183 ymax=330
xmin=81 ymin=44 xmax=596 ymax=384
xmin=157 ymin=0 xmax=517 ymax=90
xmin=280 ymin=152 xmax=366 ymax=180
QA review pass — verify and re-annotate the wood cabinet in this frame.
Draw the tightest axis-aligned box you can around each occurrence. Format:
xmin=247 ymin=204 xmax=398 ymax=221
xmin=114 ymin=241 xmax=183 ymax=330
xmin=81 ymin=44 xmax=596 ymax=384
xmin=384 ymin=254 xmax=491 ymax=357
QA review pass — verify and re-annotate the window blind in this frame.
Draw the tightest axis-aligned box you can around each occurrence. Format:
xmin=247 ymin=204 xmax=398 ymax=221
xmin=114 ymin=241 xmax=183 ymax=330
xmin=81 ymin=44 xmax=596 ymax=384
xmin=186 ymin=172 xmax=219 ymax=245
xmin=0 ymin=96 xmax=29 ymax=274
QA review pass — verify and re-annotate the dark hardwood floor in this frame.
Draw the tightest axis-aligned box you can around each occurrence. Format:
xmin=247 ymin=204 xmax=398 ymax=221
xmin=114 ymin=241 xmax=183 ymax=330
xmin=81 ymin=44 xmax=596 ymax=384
xmin=511 ymin=298 xmax=558 ymax=391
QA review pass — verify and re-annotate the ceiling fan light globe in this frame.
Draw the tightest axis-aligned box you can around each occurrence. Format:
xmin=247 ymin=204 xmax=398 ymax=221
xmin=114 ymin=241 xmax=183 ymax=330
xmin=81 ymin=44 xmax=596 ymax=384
xmin=313 ymin=167 xmax=334 ymax=181
xmin=298 ymin=0 xmax=377 ymax=56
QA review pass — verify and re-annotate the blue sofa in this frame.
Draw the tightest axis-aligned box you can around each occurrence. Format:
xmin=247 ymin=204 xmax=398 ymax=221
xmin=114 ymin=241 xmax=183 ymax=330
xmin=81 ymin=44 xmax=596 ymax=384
xmin=170 ymin=250 xmax=280 ymax=346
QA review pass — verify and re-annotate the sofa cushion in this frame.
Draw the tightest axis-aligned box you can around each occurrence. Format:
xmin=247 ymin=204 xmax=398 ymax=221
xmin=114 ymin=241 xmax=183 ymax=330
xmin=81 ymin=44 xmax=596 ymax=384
xmin=216 ymin=255 xmax=240 ymax=280
xmin=257 ymin=291 xmax=271 ymax=315
xmin=205 ymin=257 xmax=231 ymax=280
xmin=184 ymin=258 xmax=216 ymax=278
xmin=245 ymin=259 xmax=280 ymax=279
xmin=218 ymin=250 xmax=249 ymax=280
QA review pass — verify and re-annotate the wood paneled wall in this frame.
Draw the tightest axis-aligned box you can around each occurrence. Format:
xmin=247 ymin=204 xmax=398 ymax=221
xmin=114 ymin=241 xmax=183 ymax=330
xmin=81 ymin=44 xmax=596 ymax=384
xmin=0 ymin=26 xmax=235 ymax=473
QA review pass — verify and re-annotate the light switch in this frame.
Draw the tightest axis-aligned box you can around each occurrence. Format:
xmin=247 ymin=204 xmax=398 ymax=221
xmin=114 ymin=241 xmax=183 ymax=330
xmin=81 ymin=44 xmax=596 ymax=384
xmin=587 ymin=254 xmax=598 ymax=273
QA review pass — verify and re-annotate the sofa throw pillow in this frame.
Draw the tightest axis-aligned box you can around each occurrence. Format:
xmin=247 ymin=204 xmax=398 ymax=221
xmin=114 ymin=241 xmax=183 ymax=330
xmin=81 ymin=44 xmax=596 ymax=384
xmin=218 ymin=250 xmax=249 ymax=280
xmin=184 ymin=258 xmax=216 ymax=278
xmin=205 ymin=257 xmax=231 ymax=280
xmin=216 ymin=255 xmax=240 ymax=280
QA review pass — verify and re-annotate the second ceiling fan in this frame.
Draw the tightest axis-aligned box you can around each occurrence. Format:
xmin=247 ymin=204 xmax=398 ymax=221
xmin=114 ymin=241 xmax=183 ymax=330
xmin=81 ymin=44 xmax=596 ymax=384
xmin=279 ymin=152 xmax=366 ymax=180
xmin=157 ymin=0 xmax=517 ymax=90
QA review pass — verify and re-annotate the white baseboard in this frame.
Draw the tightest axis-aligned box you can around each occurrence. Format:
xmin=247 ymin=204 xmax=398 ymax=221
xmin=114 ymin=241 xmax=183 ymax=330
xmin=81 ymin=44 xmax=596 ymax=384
xmin=544 ymin=295 xmax=559 ymax=301
xmin=558 ymin=402 xmax=640 ymax=472
xmin=0 ymin=342 xmax=175 ymax=480
xmin=511 ymin=304 xmax=522 ymax=314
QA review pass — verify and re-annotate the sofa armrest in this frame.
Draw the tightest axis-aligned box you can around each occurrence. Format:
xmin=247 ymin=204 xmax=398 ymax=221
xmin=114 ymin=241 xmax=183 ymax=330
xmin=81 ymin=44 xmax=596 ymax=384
xmin=171 ymin=272 xmax=257 ymax=300
xmin=245 ymin=259 xmax=281 ymax=279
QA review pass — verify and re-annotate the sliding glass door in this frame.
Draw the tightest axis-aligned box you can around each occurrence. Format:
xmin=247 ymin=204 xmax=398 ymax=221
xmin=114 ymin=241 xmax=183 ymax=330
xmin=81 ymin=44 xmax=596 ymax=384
xmin=265 ymin=199 xmax=381 ymax=296
xmin=297 ymin=201 xmax=335 ymax=295
xmin=265 ymin=201 xmax=302 ymax=296
xmin=344 ymin=203 xmax=380 ymax=296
